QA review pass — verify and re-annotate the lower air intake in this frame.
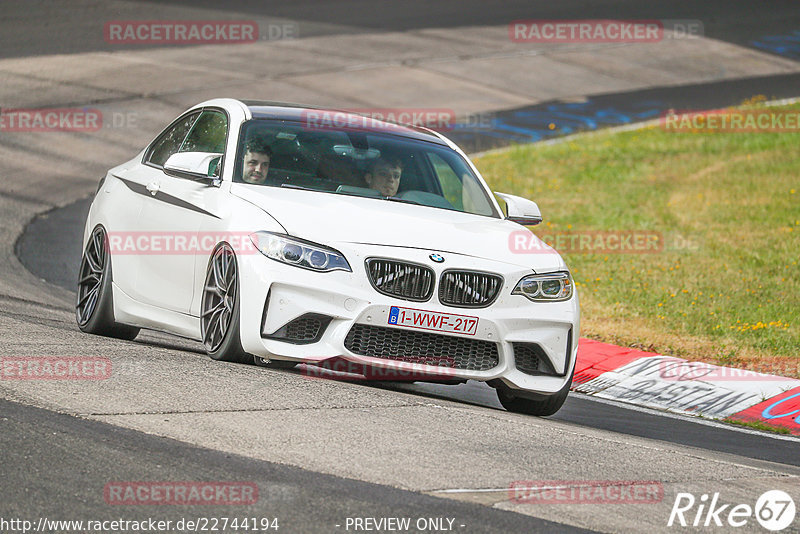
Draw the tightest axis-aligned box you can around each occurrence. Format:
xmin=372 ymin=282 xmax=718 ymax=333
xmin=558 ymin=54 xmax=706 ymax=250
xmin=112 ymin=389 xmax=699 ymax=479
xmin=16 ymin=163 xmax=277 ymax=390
xmin=264 ymin=313 xmax=331 ymax=344
xmin=344 ymin=324 xmax=499 ymax=371
xmin=512 ymin=343 xmax=557 ymax=376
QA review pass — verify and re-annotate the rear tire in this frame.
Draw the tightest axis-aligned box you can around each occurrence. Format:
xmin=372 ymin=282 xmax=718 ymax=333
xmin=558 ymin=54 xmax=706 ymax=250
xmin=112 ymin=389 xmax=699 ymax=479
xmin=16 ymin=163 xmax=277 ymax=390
xmin=76 ymin=226 xmax=140 ymax=340
xmin=496 ymin=370 xmax=573 ymax=417
xmin=201 ymin=243 xmax=253 ymax=364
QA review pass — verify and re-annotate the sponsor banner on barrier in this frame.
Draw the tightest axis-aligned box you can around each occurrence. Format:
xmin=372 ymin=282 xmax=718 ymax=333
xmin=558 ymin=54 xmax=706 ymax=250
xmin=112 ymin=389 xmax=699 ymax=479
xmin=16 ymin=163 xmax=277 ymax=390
xmin=573 ymin=339 xmax=800 ymax=429
xmin=658 ymin=360 xmax=800 ymax=382
xmin=728 ymin=386 xmax=800 ymax=436
xmin=573 ymin=354 xmax=800 ymax=418
xmin=572 ymin=339 xmax=657 ymax=386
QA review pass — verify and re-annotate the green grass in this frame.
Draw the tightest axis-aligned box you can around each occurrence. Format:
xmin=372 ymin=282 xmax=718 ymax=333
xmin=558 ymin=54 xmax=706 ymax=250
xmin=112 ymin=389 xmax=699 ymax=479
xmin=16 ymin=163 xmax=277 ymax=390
xmin=723 ymin=417 xmax=793 ymax=435
xmin=475 ymin=102 xmax=800 ymax=370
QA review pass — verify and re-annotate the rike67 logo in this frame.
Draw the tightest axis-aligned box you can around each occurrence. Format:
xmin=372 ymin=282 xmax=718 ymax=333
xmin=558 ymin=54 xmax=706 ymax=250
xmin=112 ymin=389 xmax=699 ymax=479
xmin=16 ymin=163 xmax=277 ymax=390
xmin=668 ymin=490 xmax=796 ymax=531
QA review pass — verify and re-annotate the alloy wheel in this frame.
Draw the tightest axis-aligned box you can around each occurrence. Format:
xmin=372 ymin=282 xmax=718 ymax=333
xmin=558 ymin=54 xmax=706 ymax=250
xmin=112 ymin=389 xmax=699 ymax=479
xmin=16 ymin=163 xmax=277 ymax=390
xmin=201 ymin=244 xmax=237 ymax=353
xmin=76 ymin=227 xmax=107 ymax=326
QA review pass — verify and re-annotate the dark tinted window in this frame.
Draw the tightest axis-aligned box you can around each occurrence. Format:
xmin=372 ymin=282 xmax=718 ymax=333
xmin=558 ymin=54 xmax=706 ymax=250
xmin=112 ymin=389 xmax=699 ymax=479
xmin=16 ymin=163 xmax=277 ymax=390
xmin=146 ymin=112 xmax=200 ymax=167
xmin=234 ymin=119 xmax=498 ymax=217
xmin=180 ymin=110 xmax=227 ymax=154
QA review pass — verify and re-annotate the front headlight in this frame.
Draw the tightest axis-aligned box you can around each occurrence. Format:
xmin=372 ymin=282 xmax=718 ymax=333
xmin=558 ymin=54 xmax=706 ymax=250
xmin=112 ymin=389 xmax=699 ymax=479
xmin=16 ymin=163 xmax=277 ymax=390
xmin=250 ymin=232 xmax=351 ymax=272
xmin=512 ymin=271 xmax=573 ymax=302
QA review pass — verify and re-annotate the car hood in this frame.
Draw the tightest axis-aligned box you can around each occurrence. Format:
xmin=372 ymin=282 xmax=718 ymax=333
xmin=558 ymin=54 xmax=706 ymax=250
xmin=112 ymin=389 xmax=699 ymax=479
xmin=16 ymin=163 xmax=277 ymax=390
xmin=232 ymin=185 xmax=565 ymax=271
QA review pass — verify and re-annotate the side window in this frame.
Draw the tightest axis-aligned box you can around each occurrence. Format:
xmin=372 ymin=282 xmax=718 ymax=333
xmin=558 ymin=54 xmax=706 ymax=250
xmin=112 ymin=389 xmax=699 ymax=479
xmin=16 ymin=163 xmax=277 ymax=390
xmin=427 ymin=152 xmax=464 ymax=210
xmin=180 ymin=110 xmax=227 ymax=154
xmin=427 ymin=152 xmax=494 ymax=216
xmin=146 ymin=112 xmax=200 ymax=167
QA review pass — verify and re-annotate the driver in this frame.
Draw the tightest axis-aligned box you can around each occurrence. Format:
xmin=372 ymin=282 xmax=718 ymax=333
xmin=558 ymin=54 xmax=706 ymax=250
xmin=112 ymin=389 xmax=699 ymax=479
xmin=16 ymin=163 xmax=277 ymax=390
xmin=364 ymin=155 xmax=403 ymax=197
xmin=242 ymin=136 xmax=273 ymax=185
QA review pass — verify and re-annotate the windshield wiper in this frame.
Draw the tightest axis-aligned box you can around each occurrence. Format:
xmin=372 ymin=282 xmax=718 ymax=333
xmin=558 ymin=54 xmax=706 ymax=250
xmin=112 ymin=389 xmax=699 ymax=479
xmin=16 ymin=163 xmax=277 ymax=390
xmin=280 ymin=184 xmax=318 ymax=191
xmin=383 ymin=196 xmax=420 ymax=205
xmin=333 ymin=188 xmax=381 ymax=199
xmin=281 ymin=184 xmax=420 ymax=205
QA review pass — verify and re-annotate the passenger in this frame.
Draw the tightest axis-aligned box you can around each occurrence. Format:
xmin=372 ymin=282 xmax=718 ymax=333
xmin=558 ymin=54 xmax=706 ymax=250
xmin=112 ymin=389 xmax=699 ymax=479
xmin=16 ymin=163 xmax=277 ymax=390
xmin=242 ymin=136 xmax=272 ymax=185
xmin=364 ymin=155 xmax=403 ymax=197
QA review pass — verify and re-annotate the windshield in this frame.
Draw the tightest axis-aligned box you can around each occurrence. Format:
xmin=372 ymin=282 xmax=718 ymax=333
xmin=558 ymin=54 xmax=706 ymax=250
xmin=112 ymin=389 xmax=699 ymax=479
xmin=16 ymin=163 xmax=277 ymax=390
xmin=234 ymin=119 xmax=499 ymax=217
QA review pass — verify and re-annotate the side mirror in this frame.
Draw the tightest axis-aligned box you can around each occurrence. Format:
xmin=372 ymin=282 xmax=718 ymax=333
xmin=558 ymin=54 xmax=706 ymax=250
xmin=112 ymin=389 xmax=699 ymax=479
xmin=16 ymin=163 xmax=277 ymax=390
xmin=163 ymin=152 xmax=223 ymax=186
xmin=495 ymin=192 xmax=542 ymax=226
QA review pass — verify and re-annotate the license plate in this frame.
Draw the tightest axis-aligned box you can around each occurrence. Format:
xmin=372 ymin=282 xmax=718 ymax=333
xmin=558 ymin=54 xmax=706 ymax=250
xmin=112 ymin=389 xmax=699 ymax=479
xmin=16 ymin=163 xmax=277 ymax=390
xmin=388 ymin=306 xmax=479 ymax=335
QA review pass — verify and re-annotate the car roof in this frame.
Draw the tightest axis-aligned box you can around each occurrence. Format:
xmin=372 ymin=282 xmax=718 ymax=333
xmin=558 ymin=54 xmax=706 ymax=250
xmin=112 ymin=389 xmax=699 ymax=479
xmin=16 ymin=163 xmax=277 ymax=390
xmin=240 ymin=100 xmax=449 ymax=146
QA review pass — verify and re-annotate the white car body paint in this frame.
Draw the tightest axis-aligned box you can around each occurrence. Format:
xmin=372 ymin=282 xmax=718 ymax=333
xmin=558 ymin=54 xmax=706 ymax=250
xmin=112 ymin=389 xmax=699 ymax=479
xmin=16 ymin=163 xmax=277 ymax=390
xmin=82 ymin=98 xmax=580 ymax=400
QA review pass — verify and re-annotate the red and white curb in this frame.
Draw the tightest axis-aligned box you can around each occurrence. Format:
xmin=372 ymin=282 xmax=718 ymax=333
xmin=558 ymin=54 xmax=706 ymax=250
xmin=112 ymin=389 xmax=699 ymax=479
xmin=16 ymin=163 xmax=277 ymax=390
xmin=572 ymin=338 xmax=800 ymax=435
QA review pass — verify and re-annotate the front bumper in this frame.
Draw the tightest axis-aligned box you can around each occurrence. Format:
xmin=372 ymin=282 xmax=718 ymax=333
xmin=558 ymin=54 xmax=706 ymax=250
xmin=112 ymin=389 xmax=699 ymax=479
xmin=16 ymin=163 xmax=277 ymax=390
xmin=237 ymin=244 xmax=579 ymax=396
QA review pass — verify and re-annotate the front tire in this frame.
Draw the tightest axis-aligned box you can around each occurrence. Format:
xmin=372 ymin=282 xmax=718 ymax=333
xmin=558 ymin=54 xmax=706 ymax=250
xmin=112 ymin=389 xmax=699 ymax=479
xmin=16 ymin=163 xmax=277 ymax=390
xmin=201 ymin=243 xmax=252 ymax=364
xmin=76 ymin=226 xmax=140 ymax=340
xmin=496 ymin=370 xmax=573 ymax=417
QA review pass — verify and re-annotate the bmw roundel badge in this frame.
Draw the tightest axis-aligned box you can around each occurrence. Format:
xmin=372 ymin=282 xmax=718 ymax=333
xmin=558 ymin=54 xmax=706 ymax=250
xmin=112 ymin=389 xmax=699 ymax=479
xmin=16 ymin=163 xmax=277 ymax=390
xmin=429 ymin=253 xmax=445 ymax=263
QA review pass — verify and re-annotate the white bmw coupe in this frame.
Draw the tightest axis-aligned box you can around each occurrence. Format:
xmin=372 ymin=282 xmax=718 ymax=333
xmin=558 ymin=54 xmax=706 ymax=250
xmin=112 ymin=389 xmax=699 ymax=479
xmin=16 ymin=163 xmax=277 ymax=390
xmin=77 ymin=99 xmax=579 ymax=416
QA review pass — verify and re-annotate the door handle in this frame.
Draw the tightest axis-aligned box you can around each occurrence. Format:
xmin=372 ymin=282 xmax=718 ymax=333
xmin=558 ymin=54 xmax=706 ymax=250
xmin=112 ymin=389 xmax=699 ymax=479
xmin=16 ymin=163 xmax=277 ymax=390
xmin=146 ymin=182 xmax=160 ymax=196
